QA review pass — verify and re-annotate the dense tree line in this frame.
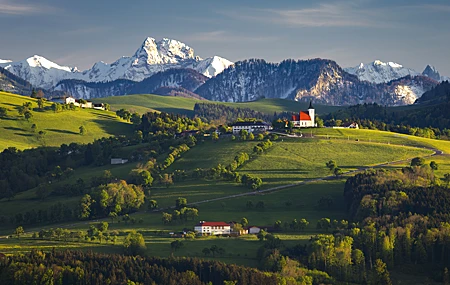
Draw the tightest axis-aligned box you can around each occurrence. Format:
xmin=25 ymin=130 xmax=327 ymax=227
xmin=0 ymin=250 xmax=293 ymax=285
xmin=324 ymin=82 xmax=450 ymax=139
xmin=194 ymin=102 xmax=294 ymax=125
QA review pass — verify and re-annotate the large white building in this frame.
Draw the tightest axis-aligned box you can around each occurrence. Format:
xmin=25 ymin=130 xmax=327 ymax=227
xmin=291 ymin=101 xmax=315 ymax=128
xmin=194 ymin=221 xmax=231 ymax=235
xmin=231 ymin=121 xmax=272 ymax=134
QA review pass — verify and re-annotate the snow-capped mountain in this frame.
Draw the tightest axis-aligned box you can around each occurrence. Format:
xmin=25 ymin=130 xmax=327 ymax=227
xmin=0 ymin=55 xmax=79 ymax=89
xmin=0 ymin=59 xmax=12 ymax=64
xmin=0 ymin=37 xmax=233 ymax=89
xmin=345 ymin=60 xmax=420 ymax=84
xmin=192 ymin=56 xmax=233 ymax=78
xmin=195 ymin=59 xmax=438 ymax=106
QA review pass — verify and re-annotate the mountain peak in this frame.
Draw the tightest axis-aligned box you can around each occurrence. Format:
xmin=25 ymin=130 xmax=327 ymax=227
xmin=345 ymin=60 xmax=418 ymax=84
xmin=422 ymin=65 xmax=441 ymax=81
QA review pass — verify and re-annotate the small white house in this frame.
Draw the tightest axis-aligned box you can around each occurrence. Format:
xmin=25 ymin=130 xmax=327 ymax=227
xmin=248 ymin=226 xmax=261 ymax=234
xmin=194 ymin=221 xmax=231 ymax=235
xmin=111 ymin=158 xmax=128 ymax=165
xmin=65 ymin=97 xmax=93 ymax=108
xmin=231 ymin=121 xmax=272 ymax=134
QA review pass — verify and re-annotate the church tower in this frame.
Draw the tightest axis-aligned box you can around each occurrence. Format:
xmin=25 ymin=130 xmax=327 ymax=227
xmin=308 ymin=101 xmax=315 ymax=127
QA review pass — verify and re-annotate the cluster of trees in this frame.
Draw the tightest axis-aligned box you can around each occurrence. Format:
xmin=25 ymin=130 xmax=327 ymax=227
xmin=161 ymin=144 xmax=190 ymax=170
xmin=139 ymin=111 xmax=209 ymax=136
xmin=325 ymin=160 xmax=343 ymax=177
xmin=273 ymin=218 xmax=310 ymax=232
xmin=0 ymin=250 xmax=292 ymax=285
xmin=193 ymin=102 xmax=293 ymax=125
xmin=35 ymin=223 xmax=118 ymax=244
xmin=79 ymin=180 xmax=145 ymax=220
xmin=161 ymin=197 xmax=199 ymax=224
xmin=253 ymin=139 xmax=273 ymax=154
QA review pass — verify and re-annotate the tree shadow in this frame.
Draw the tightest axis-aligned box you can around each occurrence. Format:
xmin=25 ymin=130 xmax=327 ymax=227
xmin=1 ymin=103 xmax=19 ymax=107
xmin=46 ymin=128 xmax=79 ymax=135
xmin=0 ymin=117 xmax=19 ymax=121
xmin=14 ymin=133 xmax=33 ymax=137
xmin=4 ymin=126 xmax=26 ymax=131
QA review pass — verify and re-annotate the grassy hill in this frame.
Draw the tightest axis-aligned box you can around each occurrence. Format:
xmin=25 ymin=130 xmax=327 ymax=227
xmin=96 ymin=94 xmax=343 ymax=116
xmin=0 ymin=92 xmax=133 ymax=150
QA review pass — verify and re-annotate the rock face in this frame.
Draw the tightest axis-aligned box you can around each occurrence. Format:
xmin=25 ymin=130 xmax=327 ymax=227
xmin=55 ymin=68 xmax=208 ymax=99
xmin=0 ymin=66 xmax=33 ymax=95
xmin=194 ymin=59 xmax=438 ymax=106
xmin=0 ymin=37 xmax=233 ymax=89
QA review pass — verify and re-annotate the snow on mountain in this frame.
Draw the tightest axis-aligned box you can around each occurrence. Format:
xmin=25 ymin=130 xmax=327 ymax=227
xmin=0 ymin=37 xmax=233 ymax=89
xmin=81 ymin=37 xmax=231 ymax=82
xmin=345 ymin=60 xmax=420 ymax=84
xmin=193 ymin=56 xmax=234 ymax=78
xmin=0 ymin=59 xmax=12 ymax=64
xmin=0 ymin=55 xmax=79 ymax=89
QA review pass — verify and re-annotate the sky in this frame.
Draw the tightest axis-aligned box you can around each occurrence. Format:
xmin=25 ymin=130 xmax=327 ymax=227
xmin=0 ymin=0 xmax=449 ymax=75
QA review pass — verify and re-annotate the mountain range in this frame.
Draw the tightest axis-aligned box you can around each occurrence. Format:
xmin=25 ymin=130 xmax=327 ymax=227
xmin=0 ymin=37 xmax=448 ymax=106
xmin=0 ymin=37 xmax=233 ymax=90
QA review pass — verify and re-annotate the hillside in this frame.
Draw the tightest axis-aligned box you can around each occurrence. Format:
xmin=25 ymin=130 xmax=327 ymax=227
xmin=0 ymin=92 xmax=133 ymax=150
xmin=96 ymin=93 xmax=343 ymax=117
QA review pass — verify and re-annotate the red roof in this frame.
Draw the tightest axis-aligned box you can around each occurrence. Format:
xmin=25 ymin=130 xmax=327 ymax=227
xmin=196 ymin=222 xmax=230 ymax=227
xmin=300 ymin=111 xmax=311 ymax=120
xmin=292 ymin=111 xmax=311 ymax=121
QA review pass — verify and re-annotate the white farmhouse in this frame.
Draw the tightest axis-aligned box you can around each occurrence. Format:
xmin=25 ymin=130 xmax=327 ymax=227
xmin=231 ymin=121 xmax=272 ymax=134
xmin=194 ymin=221 xmax=231 ymax=235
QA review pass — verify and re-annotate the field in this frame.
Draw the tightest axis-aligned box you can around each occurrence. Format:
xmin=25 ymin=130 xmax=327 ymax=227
xmin=2 ymin=128 xmax=449 ymax=268
xmin=0 ymin=92 xmax=133 ymax=150
xmin=96 ymin=94 xmax=342 ymax=115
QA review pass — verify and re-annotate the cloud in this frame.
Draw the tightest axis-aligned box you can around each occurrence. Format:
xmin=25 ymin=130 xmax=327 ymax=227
xmin=0 ymin=0 xmax=56 ymax=15
xmin=186 ymin=30 xmax=277 ymax=43
xmin=220 ymin=1 xmax=392 ymax=28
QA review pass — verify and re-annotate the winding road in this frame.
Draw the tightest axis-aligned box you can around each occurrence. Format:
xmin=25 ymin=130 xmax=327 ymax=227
xmin=0 ymin=141 xmax=445 ymax=237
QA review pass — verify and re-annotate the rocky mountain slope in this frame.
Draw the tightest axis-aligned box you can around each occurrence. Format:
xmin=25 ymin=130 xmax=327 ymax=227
xmin=195 ymin=59 xmax=438 ymax=106
xmin=0 ymin=66 xmax=33 ymax=95
xmin=55 ymin=68 xmax=207 ymax=99
xmin=0 ymin=37 xmax=233 ymax=89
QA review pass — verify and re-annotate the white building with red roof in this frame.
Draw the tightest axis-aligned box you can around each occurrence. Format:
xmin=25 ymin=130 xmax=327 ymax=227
xmin=291 ymin=101 xmax=315 ymax=128
xmin=194 ymin=221 xmax=231 ymax=235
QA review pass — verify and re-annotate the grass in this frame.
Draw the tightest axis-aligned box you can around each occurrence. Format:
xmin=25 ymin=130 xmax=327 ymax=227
xmin=95 ymin=94 xmax=202 ymax=116
xmin=1 ymin=127 xmax=450 ymax=268
xmin=96 ymin=94 xmax=342 ymax=116
xmin=167 ymin=138 xmax=432 ymax=188
xmin=0 ymin=92 xmax=133 ymax=150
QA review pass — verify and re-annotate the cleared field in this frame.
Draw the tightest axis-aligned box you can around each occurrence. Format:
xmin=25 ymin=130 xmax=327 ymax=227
xmin=96 ymin=94 xmax=201 ymax=116
xmin=0 ymin=92 xmax=132 ymax=150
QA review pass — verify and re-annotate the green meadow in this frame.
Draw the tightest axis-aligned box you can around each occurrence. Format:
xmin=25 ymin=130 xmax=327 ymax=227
xmin=0 ymin=92 xmax=132 ymax=150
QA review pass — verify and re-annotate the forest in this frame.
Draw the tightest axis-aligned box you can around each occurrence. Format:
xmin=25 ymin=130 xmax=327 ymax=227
xmin=323 ymin=81 xmax=450 ymax=139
